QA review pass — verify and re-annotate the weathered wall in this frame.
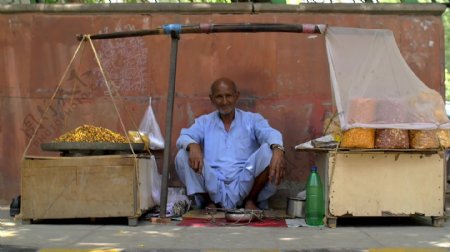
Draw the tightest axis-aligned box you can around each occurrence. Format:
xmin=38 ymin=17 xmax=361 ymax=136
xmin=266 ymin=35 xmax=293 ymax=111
xmin=0 ymin=3 xmax=446 ymax=205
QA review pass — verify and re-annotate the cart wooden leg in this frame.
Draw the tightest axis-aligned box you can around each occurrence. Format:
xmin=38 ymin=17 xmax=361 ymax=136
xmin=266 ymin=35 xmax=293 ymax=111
xmin=431 ymin=216 xmax=445 ymax=227
xmin=325 ymin=216 xmax=337 ymax=228
xmin=128 ymin=217 xmax=138 ymax=226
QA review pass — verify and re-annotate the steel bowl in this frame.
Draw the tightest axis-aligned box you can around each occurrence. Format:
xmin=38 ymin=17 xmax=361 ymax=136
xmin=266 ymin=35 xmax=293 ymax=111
xmin=224 ymin=209 xmax=263 ymax=223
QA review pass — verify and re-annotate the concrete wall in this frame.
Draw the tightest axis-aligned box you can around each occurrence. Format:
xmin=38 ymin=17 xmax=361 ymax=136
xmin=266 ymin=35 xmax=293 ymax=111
xmin=0 ymin=3 xmax=446 ymax=205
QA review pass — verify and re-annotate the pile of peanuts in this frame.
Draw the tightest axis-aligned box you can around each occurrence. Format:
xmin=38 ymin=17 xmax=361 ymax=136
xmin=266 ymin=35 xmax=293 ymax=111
xmin=54 ymin=125 xmax=128 ymax=143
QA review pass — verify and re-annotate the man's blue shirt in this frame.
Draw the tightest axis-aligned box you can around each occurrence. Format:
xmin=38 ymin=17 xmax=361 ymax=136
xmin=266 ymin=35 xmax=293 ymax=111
xmin=176 ymin=108 xmax=283 ymax=180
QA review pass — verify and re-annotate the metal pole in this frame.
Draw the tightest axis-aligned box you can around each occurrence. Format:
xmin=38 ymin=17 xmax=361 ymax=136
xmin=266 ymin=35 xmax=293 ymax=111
xmin=159 ymin=31 xmax=180 ymax=219
xmin=76 ymin=29 xmax=164 ymax=41
xmin=78 ymin=23 xmax=326 ymax=41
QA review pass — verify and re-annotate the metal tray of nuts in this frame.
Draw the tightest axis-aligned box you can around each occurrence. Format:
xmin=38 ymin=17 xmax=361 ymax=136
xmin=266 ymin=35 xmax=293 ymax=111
xmin=41 ymin=142 xmax=146 ymax=156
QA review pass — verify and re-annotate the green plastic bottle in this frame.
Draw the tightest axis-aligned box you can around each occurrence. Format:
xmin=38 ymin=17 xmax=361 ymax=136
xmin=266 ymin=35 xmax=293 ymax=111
xmin=305 ymin=166 xmax=325 ymax=226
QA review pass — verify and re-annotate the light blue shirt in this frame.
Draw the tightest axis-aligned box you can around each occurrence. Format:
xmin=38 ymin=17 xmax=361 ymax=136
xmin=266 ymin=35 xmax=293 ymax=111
xmin=176 ymin=109 xmax=283 ymax=180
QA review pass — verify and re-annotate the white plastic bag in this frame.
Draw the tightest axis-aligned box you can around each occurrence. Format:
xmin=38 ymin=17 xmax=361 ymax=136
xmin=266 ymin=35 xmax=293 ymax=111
xmin=150 ymin=155 xmax=162 ymax=205
xmin=166 ymin=187 xmax=191 ymax=217
xmin=139 ymin=97 xmax=165 ymax=150
xmin=150 ymin=156 xmax=191 ymax=216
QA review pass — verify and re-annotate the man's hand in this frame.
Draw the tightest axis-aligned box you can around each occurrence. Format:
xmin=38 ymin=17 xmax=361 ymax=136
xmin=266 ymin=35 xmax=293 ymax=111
xmin=269 ymin=148 xmax=286 ymax=185
xmin=187 ymin=143 xmax=203 ymax=173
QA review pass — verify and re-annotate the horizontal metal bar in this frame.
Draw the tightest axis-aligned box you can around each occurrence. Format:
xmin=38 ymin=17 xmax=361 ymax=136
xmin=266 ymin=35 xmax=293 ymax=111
xmin=76 ymin=29 xmax=163 ymax=41
xmin=77 ymin=23 xmax=326 ymax=41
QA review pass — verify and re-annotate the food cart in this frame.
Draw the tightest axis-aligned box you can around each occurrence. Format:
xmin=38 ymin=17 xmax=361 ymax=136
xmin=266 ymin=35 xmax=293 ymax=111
xmin=21 ymin=153 xmax=155 ymax=226
xmin=295 ymin=27 xmax=449 ymax=227
xmin=297 ymin=147 xmax=446 ymax=228
xmin=21 ymin=127 xmax=157 ymax=226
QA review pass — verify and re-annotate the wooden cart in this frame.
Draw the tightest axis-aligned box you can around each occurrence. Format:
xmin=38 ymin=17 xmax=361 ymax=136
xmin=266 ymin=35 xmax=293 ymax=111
xmin=301 ymin=149 xmax=446 ymax=228
xmin=21 ymin=154 xmax=156 ymax=226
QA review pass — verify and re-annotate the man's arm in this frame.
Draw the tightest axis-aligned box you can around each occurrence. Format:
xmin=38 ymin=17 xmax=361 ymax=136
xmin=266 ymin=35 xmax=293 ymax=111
xmin=253 ymin=114 xmax=283 ymax=147
xmin=176 ymin=117 xmax=205 ymax=150
xmin=253 ymin=113 xmax=286 ymax=185
xmin=268 ymin=144 xmax=285 ymax=185
xmin=176 ymin=117 xmax=206 ymax=173
xmin=186 ymin=143 xmax=203 ymax=173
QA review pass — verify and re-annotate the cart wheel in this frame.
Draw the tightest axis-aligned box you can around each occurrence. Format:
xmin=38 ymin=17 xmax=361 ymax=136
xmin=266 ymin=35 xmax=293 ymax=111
xmin=326 ymin=217 xmax=337 ymax=228
xmin=128 ymin=217 xmax=138 ymax=226
xmin=431 ymin=216 xmax=445 ymax=227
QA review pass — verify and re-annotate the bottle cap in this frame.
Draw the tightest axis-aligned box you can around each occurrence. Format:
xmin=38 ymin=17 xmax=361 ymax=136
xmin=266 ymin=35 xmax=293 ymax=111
xmin=311 ymin=166 xmax=317 ymax=172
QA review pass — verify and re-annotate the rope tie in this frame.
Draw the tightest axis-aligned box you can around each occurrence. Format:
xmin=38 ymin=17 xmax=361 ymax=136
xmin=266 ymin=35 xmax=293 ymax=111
xmin=21 ymin=37 xmax=86 ymax=160
xmin=86 ymin=35 xmax=136 ymax=157
xmin=22 ymin=33 xmax=145 ymax=159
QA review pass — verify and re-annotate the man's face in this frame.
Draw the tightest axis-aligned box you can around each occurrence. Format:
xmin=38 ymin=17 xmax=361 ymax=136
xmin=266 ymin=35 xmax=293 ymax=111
xmin=210 ymin=82 xmax=239 ymax=116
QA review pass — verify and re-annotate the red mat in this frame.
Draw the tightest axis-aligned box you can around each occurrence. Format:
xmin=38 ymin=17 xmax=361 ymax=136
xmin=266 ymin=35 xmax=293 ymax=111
xmin=177 ymin=217 xmax=287 ymax=227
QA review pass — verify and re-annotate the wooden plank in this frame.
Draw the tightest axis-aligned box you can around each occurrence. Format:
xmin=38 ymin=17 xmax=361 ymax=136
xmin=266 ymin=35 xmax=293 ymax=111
xmin=21 ymin=155 xmax=153 ymax=219
xmin=296 ymin=148 xmax=442 ymax=153
xmin=24 ymin=155 xmax=137 ymax=166
xmin=137 ymin=158 xmax=155 ymax=212
xmin=328 ymin=152 xmax=444 ymax=217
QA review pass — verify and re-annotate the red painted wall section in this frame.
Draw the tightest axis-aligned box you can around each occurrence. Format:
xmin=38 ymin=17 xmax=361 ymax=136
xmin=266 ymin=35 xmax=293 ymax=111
xmin=0 ymin=5 xmax=445 ymax=204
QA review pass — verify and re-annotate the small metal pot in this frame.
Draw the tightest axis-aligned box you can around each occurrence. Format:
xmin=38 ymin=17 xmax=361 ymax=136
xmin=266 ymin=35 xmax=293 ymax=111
xmin=286 ymin=197 xmax=305 ymax=218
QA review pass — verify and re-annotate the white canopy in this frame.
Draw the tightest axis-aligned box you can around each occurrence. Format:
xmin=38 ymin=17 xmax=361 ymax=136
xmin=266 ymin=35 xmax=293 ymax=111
xmin=325 ymin=27 xmax=449 ymax=130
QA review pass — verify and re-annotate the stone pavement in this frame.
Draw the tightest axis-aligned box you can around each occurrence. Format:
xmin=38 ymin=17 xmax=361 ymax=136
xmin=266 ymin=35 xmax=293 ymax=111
xmin=1 ymin=204 xmax=450 ymax=252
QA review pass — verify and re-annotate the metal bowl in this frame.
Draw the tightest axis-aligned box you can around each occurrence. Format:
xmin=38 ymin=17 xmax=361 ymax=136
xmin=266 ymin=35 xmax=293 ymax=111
xmin=224 ymin=209 xmax=263 ymax=223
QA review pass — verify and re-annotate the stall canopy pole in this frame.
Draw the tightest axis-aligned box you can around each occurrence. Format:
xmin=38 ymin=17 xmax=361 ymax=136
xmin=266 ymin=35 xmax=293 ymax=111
xmin=77 ymin=23 xmax=326 ymax=220
xmin=160 ymin=29 xmax=180 ymax=218
xmin=76 ymin=23 xmax=325 ymax=41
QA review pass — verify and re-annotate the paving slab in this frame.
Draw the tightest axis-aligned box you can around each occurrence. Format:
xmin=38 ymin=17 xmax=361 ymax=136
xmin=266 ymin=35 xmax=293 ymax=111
xmin=1 ymin=205 xmax=449 ymax=252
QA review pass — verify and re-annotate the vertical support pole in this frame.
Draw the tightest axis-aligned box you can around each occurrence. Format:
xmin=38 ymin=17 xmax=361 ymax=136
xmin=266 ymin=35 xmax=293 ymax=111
xmin=160 ymin=31 xmax=180 ymax=218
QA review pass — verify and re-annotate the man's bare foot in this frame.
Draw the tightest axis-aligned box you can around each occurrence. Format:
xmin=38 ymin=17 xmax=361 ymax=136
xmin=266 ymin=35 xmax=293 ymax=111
xmin=205 ymin=202 xmax=218 ymax=210
xmin=244 ymin=200 xmax=260 ymax=210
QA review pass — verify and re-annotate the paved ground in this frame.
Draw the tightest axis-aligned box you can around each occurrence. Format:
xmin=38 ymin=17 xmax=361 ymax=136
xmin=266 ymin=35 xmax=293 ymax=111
xmin=1 ymin=202 xmax=450 ymax=252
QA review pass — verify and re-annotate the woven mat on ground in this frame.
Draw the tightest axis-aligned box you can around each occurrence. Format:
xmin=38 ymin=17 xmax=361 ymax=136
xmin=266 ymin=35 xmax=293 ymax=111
xmin=178 ymin=209 xmax=288 ymax=227
xmin=178 ymin=217 xmax=287 ymax=227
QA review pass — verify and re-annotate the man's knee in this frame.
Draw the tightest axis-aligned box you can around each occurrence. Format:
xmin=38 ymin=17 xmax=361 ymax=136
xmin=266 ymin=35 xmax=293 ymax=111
xmin=175 ymin=149 xmax=191 ymax=181
xmin=175 ymin=149 xmax=189 ymax=168
xmin=253 ymin=143 xmax=272 ymax=173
